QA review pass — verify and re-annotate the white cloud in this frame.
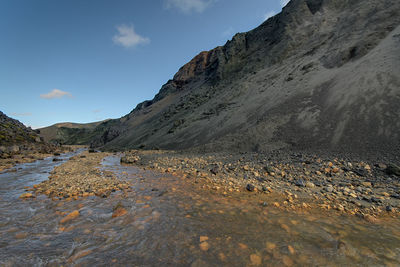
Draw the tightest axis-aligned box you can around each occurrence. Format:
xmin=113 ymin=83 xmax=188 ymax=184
xmin=11 ymin=112 xmax=32 ymax=117
xmin=112 ymin=24 xmax=150 ymax=48
xmin=263 ymin=11 xmax=277 ymax=21
xmin=40 ymin=89 xmax=72 ymax=99
xmin=165 ymin=0 xmax=212 ymax=14
xmin=280 ymin=0 xmax=290 ymax=7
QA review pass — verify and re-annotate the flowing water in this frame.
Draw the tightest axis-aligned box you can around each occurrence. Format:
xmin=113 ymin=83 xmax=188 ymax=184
xmin=0 ymin=152 xmax=400 ymax=266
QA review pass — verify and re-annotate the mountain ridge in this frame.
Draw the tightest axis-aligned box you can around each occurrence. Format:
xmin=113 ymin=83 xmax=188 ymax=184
xmin=61 ymin=0 xmax=400 ymax=159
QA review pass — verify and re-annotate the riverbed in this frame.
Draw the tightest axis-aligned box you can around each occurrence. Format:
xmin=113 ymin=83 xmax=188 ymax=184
xmin=0 ymin=152 xmax=399 ymax=266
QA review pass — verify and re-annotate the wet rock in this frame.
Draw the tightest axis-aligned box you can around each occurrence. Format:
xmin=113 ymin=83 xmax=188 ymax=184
xmin=386 ymin=164 xmax=400 ymax=176
xmin=60 ymin=210 xmax=80 ymax=224
xmin=112 ymin=202 xmax=128 ymax=218
xmin=52 ymin=158 xmax=62 ymax=162
xmin=19 ymin=193 xmax=34 ymax=199
xmin=246 ymin=184 xmax=255 ymax=192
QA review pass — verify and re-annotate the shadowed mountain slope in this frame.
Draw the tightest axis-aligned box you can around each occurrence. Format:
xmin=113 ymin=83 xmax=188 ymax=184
xmin=39 ymin=120 xmax=110 ymax=145
xmin=88 ymin=0 xmax=400 ymax=158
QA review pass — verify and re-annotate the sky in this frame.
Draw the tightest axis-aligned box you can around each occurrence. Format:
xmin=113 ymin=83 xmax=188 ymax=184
xmin=0 ymin=0 xmax=290 ymax=129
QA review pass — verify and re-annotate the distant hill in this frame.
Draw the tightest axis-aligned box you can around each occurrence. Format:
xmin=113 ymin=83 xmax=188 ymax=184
xmin=39 ymin=120 xmax=110 ymax=145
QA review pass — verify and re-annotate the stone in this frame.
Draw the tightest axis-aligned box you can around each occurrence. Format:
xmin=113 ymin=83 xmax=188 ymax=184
xmin=246 ymin=184 xmax=255 ymax=192
xmin=19 ymin=193 xmax=34 ymax=199
xmin=112 ymin=207 xmax=128 ymax=218
xmin=250 ymin=254 xmax=262 ymax=266
xmin=210 ymin=165 xmax=219 ymax=175
xmin=60 ymin=210 xmax=80 ymax=224
xmin=288 ymin=245 xmax=295 ymax=255
xmin=332 ymin=167 xmax=340 ymax=173
xmin=199 ymin=241 xmax=210 ymax=251
xmin=200 ymin=236 xmax=209 ymax=242
xmin=295 ymin=179 xmax=306 ymax=187
xmin=264 ymin=165 xmax=274 ymax=173
xmin=266 ymin=242 xmax=276 ymax=251
xmin=325 ymin=185 xmax=334 ymax=192
xmin=305 ymin=181 xmax=315 ymax=188
xmin=353 ymin=168 xmax=368 ymax=177
xmin=361 ymin=182 xmax=372 ymax=187
xmin=238 ymin=243 xmax=248 ymax=250
xmin=386 ymin=164 xmax=400 ymax=176
xmin=386 ymin=205 xmax=393 ymax=212
xmin=282 ymin=256 xmax=294 ymax=267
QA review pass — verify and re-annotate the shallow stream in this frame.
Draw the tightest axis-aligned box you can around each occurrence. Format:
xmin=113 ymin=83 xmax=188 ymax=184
xmin=0 ymin=152 xmax=399 ymax=266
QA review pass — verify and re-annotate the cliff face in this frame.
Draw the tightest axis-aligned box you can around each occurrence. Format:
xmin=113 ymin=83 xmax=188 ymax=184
xmin=90 ymin=0 xmax=400 ymax=157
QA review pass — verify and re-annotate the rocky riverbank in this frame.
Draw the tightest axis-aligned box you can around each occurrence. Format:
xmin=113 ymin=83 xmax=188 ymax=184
xmin=0 ymin=145 xmax=73 ymax=173
xmin=29 ymin=151 xmax=131 ymax=200
xmin=121 ymin=150 xmax=400 ymax=220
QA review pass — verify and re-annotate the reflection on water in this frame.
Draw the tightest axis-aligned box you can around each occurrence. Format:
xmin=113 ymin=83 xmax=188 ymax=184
xmin=0 ymin=154 xmax=399 ymax=266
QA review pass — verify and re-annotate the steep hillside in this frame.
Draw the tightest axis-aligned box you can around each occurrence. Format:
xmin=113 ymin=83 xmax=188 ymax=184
xmin=39 ymin=120 xmax=109 ymax=145
xmin=90 ymin=0 xmax=400 ymax=158
xmin=0 ymin=111 xmax=42 ymax=145
xmin=0 ymin=111 xmax=56 ymax=156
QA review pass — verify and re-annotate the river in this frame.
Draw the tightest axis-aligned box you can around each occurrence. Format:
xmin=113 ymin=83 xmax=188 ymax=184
xmin=0 ymin=151 xmax=399 ymax=266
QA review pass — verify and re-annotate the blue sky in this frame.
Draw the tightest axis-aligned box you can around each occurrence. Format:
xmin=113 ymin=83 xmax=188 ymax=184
xmin=0 ymin=0 xmax=289 ymax=128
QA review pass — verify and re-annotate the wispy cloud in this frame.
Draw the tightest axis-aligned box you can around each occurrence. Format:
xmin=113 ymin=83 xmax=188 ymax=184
xmin=11 ymin=112 xmax=32 ymax=117
xmin=165 ymin=0 xmax=212 ymax=14
xmin=280 ymin=0 xmax=290 ymax=7
xmin=40 ymin=89 xmax=72 ymax=99
xmin=93 ymin=109 xmax=101 ymax=113
xmin=112 ymin=24 xmax=150 ymax=48
xmin=263 ymin=11 xmax=277 ymax=21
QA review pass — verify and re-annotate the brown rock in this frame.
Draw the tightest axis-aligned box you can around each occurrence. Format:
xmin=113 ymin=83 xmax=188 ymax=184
xmin=200 ymin=236 xmax=209 ymax=242
xmin=60 ymin=210 xmax=80 ymax=224
xmin=199 ymin=241 xmax=210 ymax=251
xmin=112 ymin=207 xmax=128 ymax=218
xmin=250 ymin=254 xmax=262 ymax=266
xmin=19 ymin=193 xmax=34 ymax=199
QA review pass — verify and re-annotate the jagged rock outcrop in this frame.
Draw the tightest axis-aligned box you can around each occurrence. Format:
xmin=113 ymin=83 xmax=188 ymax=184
xmin=88 ymin=0 xmax=400 ymax=159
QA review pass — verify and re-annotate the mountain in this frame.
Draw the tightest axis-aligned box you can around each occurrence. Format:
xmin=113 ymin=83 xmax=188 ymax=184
xmin=88 ymin=0 xmax=399 ymax=158
xmin=39 ymin=120 xmax=110 ymax=145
